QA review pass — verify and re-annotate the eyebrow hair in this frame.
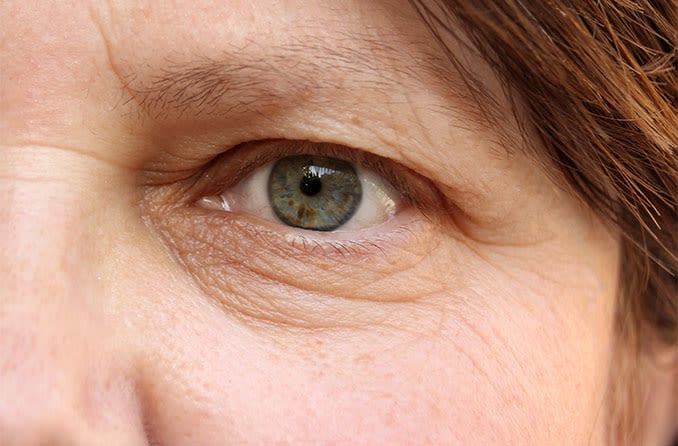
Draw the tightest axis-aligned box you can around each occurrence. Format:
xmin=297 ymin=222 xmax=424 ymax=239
xmin=120 ymin=33 xmax=503 ymax=131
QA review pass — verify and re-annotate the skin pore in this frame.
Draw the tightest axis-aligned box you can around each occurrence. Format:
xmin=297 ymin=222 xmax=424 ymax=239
xmin=3 ymin=0 xmax=665 ymax=444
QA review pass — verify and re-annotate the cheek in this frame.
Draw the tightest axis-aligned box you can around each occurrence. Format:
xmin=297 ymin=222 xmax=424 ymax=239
xmin=122 ymin=249 xmax=615 ymax=446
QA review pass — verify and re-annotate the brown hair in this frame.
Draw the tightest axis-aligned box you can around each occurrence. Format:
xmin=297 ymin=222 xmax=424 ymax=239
xmin=410 ymin=0 xmax=677 ymax=443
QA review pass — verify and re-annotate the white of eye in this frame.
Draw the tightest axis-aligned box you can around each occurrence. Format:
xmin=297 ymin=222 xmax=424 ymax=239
xmin=197 ymin=160 xmax=401 ymax=231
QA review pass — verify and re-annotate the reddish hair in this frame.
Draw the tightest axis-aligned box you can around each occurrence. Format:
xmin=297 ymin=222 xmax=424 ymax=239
xmin=411 ymin=0 xmax=676 ymax=443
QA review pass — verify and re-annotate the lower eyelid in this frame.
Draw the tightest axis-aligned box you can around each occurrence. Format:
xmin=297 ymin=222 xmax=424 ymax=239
xmin=145 ymin=204 xmax=447 ymax=327
xmin=188 ymin=204 xmax=430 ymax=260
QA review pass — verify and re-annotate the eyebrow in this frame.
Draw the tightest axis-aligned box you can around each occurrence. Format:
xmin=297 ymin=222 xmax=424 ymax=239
xmin=120 ymin=33 xmax=502 ymax=130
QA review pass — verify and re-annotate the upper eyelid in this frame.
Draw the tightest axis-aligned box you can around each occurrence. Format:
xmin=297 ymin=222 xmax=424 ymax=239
xmin=185 ymin=139 xmax=443 ymax=209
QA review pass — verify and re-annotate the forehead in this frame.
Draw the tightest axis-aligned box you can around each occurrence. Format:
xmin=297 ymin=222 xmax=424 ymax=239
xmin=94 ymin=1 xmax=421 ymax=74
xmin=2 ymin=0 xmax=531 ymax=203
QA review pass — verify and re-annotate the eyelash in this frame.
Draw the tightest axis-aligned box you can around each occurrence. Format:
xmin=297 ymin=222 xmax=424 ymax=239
xmin=191 ymin=140 xmax=430 ymax=205
xmin=186 ymin=139 xmax=441 ymax=213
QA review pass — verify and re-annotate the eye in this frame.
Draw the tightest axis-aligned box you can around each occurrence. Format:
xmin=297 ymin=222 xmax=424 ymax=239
xmin=198 ymin=150 xmax=401 ymax=232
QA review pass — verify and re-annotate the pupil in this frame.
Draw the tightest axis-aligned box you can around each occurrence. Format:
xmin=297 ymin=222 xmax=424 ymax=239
xmin=299 ymin=173 xmax=322 ymax=196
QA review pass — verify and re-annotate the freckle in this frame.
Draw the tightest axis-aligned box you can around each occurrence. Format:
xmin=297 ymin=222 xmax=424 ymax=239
xmin=342 ymin=192 xmax=349 ymax=202
xmin=297 ymin=204 xmax=305 ymax=219
xmin=288 ymin=200 xmax=294 ymax=206
xmin=351 ymin=117 xmax=362 ymax=126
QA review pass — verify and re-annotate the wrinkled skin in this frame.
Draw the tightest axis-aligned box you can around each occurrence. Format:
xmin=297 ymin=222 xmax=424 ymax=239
xmin=0 ymin=1 xmax=670 ymax=445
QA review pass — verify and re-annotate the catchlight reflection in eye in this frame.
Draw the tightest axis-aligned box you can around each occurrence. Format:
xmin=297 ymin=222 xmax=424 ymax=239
xmin=198 ymin=154 xmax=401 ymax=232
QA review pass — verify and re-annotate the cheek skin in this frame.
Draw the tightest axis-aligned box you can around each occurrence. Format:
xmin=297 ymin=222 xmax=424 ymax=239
xmin=119 ymin=205 xmax=618 ymax=445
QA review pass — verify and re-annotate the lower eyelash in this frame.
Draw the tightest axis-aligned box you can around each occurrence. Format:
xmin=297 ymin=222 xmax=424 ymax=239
xmin=287 ymin=234 xmax=387 ymax=257
xmin=193 ymin=205 xmax=429 ymax=262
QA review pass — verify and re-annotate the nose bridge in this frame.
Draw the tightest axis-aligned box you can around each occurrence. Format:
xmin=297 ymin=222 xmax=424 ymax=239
xmin=0 ymin=163 xmax=96 ymax=434
xmin=0 ymin=162 xmax=97 ymax=313
xmin=0 ymin=150 xmax=147 ymax=445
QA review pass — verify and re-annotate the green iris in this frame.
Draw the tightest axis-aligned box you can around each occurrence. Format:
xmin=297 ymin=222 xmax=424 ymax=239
xmin=268 ymin=155 xmax=362 ymax=231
